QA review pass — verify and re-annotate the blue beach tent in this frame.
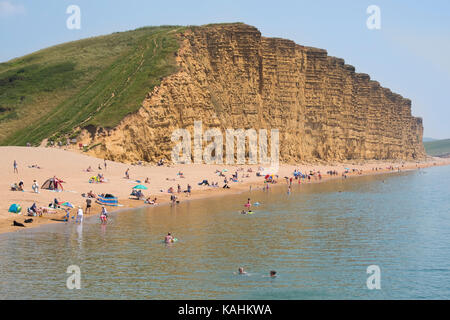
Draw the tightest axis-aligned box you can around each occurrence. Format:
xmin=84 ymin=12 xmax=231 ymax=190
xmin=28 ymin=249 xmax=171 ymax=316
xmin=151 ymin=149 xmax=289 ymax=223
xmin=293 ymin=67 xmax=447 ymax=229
xmin=8 ymin=204 xmax=22 ymax=213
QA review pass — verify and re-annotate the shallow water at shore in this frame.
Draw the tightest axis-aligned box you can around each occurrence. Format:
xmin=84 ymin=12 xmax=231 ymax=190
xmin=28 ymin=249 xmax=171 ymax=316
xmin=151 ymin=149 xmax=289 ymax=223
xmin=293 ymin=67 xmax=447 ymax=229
xmin=1 ymin=165 xmax=449 ymax=299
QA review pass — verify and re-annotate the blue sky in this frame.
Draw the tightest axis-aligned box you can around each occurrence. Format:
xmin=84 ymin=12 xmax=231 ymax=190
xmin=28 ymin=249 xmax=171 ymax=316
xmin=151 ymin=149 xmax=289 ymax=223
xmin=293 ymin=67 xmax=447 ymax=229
xmin=1 ymin=0 xmax=449 ymax=138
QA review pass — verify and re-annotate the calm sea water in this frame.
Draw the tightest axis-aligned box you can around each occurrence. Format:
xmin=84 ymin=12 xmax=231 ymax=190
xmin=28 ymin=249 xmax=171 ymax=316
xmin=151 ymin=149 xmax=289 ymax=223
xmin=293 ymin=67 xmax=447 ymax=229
xmin=1 ymin=165 xmax=449 ymax=299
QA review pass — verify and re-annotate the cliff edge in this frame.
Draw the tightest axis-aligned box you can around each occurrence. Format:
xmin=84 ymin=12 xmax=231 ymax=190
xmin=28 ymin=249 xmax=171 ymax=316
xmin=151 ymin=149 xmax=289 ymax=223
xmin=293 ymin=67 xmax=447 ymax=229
xmin=78 ymin=23 xmax=426 ymax=163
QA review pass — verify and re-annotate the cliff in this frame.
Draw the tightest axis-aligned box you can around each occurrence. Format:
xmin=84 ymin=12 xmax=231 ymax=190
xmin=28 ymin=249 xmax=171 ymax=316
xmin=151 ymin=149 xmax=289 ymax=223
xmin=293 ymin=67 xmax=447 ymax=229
xmin=78 ymin=23 xmax=425 ymax=163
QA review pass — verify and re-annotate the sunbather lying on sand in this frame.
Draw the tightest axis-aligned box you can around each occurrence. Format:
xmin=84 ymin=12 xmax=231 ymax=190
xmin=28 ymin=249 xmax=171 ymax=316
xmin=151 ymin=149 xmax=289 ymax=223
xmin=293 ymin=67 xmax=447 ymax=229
xmin=145 ymin=197 xmax=157 ymax=205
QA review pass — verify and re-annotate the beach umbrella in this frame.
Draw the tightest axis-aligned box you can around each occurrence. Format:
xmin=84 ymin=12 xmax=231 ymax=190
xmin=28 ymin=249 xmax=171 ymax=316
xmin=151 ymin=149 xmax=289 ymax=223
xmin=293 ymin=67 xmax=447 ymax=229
xmin=344 ymin=168 xmax=350 ymax=170
xmin=133 ymin=184 xmax=148 ymax=190
xmin=62 ymin=202 xmax=74 ymax=208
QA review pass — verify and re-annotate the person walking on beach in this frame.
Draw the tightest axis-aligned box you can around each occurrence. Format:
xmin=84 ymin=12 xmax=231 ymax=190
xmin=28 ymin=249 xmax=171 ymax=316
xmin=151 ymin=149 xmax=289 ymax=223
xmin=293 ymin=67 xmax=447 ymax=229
xmin=125 ymin=168 xmax=130 ymax=179
xmin=13 ymin=160 xmax=18 ymax=174
xmin=187 ymin=184 xmax=191 ymax=196
xmin=104 ymin=160 xmax=107 ymax=170
xmin=85 ymin=198 xmax=92 ymax=214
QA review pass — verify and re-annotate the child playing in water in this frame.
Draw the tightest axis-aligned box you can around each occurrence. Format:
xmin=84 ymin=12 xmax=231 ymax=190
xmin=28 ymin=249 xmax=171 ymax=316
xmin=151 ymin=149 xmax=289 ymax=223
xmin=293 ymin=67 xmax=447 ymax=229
xmin=100 ymin=206 xmax=108 ymax=223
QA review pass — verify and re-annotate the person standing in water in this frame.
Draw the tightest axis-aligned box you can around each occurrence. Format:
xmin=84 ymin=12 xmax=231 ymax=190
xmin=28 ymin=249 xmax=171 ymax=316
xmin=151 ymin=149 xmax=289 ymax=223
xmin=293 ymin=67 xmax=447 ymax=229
xmin=165 ymin=232 xmax=174 ymax=243
xmin=100 ymin=206 xmax=108 ymax=223
xmin=76 ymin=206 xmax=84 ymax=224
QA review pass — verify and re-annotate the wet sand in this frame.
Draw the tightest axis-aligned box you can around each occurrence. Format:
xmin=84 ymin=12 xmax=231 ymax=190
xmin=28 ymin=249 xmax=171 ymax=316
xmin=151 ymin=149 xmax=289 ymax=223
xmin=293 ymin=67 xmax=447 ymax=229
xmin=1 ymin=146 xmax=449 ymax=234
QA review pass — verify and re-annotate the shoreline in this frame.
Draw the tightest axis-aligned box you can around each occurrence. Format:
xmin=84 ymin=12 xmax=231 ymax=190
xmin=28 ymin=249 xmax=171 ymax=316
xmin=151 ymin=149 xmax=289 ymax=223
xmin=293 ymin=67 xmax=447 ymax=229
xmin=2 ymin=146 xmax=449 ymax=235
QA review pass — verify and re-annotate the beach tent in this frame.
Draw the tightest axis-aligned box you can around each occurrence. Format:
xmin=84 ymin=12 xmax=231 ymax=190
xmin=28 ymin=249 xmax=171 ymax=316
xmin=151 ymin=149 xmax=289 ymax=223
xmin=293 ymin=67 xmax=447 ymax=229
xmin=96 ymin=194 xmax=118 ymax=207
xmin=8 ymin=204 xmax=21 ymax=213
xmin=42 ymin=178 xmax=64 ymax=191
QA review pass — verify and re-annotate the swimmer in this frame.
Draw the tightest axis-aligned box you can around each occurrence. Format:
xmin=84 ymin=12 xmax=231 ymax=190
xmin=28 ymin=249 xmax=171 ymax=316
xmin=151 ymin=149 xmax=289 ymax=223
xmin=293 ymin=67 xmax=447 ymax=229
xmin=238 ymin=267 xmax=247 ymax=275
xmin=165 ymin=232 xmax=174 ymax=243
xmin=245 ymin=198 xmax=251 ymax=208
xmin=270 ymin=270 xmax=277 ymax=277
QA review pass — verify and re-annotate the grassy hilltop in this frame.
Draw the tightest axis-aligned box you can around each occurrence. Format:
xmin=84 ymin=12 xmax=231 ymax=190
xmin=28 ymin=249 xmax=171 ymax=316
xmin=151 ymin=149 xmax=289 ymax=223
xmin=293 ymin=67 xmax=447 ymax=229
xmin=424 ymin=139 xmax=450 ymax=157
xmin=0 ymin=26 xmax=184 ymax=146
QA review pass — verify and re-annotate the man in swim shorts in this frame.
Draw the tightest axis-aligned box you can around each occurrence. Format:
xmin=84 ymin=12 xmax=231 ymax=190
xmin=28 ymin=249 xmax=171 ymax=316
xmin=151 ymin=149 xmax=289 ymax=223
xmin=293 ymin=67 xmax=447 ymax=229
xmin=85 ymin=198 xmax=92 ymax=214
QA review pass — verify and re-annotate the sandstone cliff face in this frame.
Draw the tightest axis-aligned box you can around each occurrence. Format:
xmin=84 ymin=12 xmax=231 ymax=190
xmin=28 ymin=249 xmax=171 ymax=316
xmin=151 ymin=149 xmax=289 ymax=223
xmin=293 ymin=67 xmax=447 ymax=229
xmin=79 ymin=24 xmax=425 ymax=163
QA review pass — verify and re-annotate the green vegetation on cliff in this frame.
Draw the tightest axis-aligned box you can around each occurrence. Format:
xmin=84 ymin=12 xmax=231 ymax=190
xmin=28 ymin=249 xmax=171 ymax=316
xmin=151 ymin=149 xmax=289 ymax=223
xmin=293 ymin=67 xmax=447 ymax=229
xmin=424 ymin=139 xmax=450 ymax=156
xmin=0 ymin=25 xmax=184 ymax=146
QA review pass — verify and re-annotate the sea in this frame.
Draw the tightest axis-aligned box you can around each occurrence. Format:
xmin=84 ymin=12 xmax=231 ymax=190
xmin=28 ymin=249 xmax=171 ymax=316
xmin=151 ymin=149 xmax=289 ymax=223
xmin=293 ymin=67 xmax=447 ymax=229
xmin=0 ymin=165 xmax=449 ymax=299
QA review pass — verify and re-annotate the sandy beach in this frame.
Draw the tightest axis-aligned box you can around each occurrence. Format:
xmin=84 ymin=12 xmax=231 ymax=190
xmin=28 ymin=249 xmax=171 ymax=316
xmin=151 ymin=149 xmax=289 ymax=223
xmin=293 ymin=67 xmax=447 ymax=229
xmin=2 ymin=146 xmax=449 ymax=234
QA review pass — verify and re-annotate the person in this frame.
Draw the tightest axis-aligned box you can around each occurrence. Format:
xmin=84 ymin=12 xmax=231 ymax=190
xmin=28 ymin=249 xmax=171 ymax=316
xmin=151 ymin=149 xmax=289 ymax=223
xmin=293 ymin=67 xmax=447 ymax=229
xmin=32 ymin=180 xmax=39 ymax=193
xmin=28 ymin=202 xmax=37 ymax=216
xmin=85 ymin=198 xmax=92 ymax=214
xmin=270 ymin=270 xmax=277 ymax=277
xmin=177 ymin=184 xmax=181 ymax=194
xmin=245 ymin=198 xmax=251 ymax=208
xmin=104 ymin=160 xmax=107 ymax=170
xmin=125 ymin=168 xmax=130 ymax=179
xmin=18 ymin=180 xmax=24 ymax=191
xmin=165 ymin=232 xmax=174 ymax=243
xmin=87 ymin=190 xmax=96 ymax=198
xmin=145 ymin=197 xmax=157 ymax=205
xmin=13 ymin=160 xmax=18 ymax=174
xmin=100 ymin=206 xmax=108 ymax=223
xmin=238 ymin=267 xmax=247 ymax=275
xmin=76 ymin=206 xmax=84 ymax=223
xmin=98 ymin=164 xmax=102 ymax=170
xmin=63 ymin=208 xmax=70 ymax=222
xmin=145 ymin=177 xmax=150 ymax=184
xmin=187 ymin=184 xmax=191 ymax=196
xmin=86 ymin=166 xmax=93 ymax=172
